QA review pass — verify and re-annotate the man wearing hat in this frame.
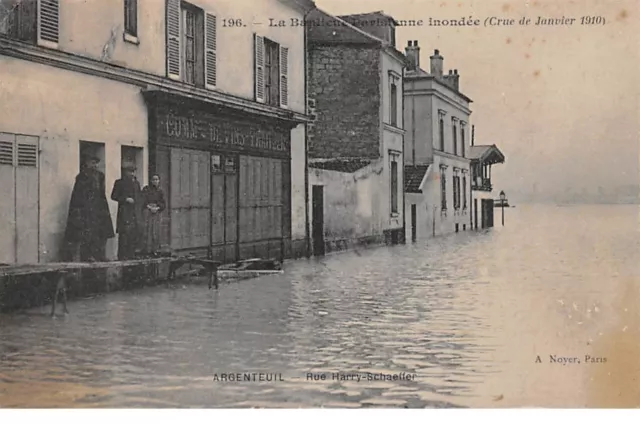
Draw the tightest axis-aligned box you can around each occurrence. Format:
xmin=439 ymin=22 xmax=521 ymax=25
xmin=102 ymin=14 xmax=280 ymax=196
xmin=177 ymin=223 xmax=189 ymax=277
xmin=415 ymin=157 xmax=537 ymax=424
xmin=64 ymin=154 xmax=115 ymax=262
xmin=110 ymin=163 xmax=143 ymax=260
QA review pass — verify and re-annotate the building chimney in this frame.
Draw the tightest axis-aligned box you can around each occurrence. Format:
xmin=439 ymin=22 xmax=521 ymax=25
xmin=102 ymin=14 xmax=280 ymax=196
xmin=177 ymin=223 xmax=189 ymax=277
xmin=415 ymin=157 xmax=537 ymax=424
xmin=430 ymin=49 xmax=443 ymax=78
xmin=453 ymin=69 xmax=460 ymax=91
xmin=405 ymin=40 xmax=420 ymax=71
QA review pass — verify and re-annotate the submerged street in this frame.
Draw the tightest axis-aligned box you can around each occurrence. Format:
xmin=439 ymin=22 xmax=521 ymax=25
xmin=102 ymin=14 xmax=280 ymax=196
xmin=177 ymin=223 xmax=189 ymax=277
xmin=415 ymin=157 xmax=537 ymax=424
xmin=1 ymin=205 xmax=639 ymax=408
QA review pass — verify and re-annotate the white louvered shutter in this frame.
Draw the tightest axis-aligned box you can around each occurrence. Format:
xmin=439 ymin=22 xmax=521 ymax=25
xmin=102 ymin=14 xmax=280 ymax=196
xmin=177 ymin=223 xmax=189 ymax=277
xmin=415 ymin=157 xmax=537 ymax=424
xmin=37 ymin=0 xmax=59 ymax=47
xmin=0 ymin=136 xmax=13 ymax=167
xmin=279 ymin=45 xmax=289 ymax=108
xmin=204 ymin=12 xmax=217 ymax=89
xmin=254 ymin=34 xmax=265 ymax=103
xmin=15 ymin=136 xmax=39 ymax=263
xmin=166 ymin=0 xmax=181 ymax=80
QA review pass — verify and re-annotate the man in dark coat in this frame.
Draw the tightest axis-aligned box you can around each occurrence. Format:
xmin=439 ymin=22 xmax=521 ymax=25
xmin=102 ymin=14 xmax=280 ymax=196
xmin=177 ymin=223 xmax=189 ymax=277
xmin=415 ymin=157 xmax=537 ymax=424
xmin=111 ymin=164 xmax=143 ymax=260
xmin=64 ymin=155 xmax=115 ymax=262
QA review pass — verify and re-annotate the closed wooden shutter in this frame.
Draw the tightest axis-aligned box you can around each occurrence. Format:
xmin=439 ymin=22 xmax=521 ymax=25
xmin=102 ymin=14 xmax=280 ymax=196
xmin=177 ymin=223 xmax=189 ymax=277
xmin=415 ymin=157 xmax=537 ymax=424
xmin=204 ymin=12 xmax=217 ymax=89
xmin=169 ymin=148 xmax=211 ymax=251
xmin=0 ymin=133 xmax=16 ymax=263
xmin=166 ymin=0 xmax=181 ymax=80
xmin=279 ymin=45 xmax=289 ymax=108
xmin=0 ymin=133 xmax=39 ymax=263
xmin=254 ymin=34 xmax=265 ymax=103
xmin=37 ymin=0 xmax=59 ymax=47
xmin=15 ymin=136 xmax=39 ymax=262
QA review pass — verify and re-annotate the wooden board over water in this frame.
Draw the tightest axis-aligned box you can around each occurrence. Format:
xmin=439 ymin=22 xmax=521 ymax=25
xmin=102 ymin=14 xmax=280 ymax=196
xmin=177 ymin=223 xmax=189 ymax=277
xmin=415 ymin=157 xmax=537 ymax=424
xmin=0 ymin=258 xmax=174 ymax=278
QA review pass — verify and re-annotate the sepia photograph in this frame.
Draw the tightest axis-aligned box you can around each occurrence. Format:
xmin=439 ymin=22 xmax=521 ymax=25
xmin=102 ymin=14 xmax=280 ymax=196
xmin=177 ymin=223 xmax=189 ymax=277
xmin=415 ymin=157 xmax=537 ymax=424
xmin=0 ymin=0 xmax=638 ymax=416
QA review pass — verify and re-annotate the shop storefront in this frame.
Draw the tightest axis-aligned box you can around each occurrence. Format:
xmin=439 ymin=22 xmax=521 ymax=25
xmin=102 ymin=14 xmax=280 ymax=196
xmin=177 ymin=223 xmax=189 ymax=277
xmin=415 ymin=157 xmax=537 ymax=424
xmin=144 ymin=91 xmax=296 ymax=263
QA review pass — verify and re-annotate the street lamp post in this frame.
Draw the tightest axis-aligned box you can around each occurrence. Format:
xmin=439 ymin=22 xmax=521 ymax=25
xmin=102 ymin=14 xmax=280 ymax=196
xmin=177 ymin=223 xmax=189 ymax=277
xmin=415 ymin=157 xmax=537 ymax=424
xmin=499 ymin=190 xmax=506 ymax=226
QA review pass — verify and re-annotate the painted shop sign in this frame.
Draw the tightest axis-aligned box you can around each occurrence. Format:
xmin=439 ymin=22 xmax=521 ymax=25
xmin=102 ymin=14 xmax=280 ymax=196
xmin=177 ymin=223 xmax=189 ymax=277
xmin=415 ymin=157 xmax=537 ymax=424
xmin=158 ymin=110 xmax=290 ymax=155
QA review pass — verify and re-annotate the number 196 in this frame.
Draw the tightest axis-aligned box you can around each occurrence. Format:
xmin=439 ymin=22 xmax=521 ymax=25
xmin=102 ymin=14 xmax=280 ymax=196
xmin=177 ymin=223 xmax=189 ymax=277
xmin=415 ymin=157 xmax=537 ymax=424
xmin=222 ymin=18 xmax=244 ymax=27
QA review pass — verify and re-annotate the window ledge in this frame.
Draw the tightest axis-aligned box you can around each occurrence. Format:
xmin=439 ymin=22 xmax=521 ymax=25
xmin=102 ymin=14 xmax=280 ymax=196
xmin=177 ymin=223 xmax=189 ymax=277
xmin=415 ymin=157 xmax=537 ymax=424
xmin=383 ymin=122 xmax=406 ymax=135
xmin=391 ymin=213 xmax=400 ymax=218
xmin=123 ymin=32 xmax=140 ymax=45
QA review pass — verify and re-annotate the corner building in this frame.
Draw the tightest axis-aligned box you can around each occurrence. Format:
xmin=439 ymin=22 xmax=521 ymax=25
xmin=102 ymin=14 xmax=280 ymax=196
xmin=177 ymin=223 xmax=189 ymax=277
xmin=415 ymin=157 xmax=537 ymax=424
xmin=0 ymin=0 xmax=314 ymax=263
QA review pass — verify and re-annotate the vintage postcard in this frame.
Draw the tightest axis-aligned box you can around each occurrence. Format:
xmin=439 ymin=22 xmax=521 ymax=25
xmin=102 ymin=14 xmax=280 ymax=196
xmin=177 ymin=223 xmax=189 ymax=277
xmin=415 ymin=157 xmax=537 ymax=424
xmin=0 ymin=0 xmax=638 ymax=413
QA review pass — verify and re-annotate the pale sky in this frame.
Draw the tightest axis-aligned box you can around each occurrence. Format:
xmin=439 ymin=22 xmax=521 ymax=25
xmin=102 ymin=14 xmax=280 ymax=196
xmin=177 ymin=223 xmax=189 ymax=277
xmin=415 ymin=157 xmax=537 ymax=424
xmin=316 ymin=0 xmax=639 ymax=201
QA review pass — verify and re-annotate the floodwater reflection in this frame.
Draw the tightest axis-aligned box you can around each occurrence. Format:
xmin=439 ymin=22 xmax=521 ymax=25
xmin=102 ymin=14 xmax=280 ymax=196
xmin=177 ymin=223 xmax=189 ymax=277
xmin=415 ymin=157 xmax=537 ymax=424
xmin=0 ymin=204 xmax=638 ymax=407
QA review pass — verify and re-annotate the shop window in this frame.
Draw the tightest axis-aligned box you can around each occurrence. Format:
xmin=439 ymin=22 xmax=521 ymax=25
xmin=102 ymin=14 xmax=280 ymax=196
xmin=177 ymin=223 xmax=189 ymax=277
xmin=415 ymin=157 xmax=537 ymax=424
xmin=224 ymin=156 xmax=237 ymax=173
xmin=211 ymin=154 xmax=222 ymax=173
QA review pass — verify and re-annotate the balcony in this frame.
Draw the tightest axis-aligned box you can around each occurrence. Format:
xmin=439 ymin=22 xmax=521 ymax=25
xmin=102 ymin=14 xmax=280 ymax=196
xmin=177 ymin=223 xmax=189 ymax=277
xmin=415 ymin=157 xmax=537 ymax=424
xmin=472 ymin=177 xmax=492 ymax=192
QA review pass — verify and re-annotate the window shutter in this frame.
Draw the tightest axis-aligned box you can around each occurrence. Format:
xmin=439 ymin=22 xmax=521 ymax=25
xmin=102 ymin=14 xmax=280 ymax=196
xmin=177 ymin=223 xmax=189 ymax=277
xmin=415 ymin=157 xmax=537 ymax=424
xmin=204 ymin=13 xmax=217 ymax=89
xmin=0 ymin=137 xmax=14 ymax=167
xmin=254 ymin=34 xmax=265 ymax=103
xmin=166 ymin=0 xmax=181 ymax=80
xmin=37 ymin=0 xmax=59 ymax=48
xmin=279 ymin=45 xmax=289 ymax=108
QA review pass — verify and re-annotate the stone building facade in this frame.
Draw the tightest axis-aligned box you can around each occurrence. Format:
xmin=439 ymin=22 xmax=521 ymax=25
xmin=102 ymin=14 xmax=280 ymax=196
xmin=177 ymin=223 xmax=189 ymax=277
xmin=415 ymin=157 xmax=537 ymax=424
xmin=403 ymin=42 xmax=473 ymax=241
xmin=0 ymin=0 xmax=314 ymax=264
xmin=306 ymin=9 xmax=406 ymax=255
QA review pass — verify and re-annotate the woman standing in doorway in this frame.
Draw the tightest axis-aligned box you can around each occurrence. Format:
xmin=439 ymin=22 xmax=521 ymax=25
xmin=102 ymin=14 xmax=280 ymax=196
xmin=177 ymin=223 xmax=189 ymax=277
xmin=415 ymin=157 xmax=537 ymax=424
xmin=142 ymin=174 xmax=166 ymax=256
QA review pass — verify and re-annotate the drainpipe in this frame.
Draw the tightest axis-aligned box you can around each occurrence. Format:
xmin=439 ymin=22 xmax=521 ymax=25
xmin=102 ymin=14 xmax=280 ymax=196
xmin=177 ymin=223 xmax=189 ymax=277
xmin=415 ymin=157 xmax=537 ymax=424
xmin=401 ymin=68 xmax=407 ymax=244
xmin=470 ymin=125 xmax=475 ymax=228
xmin=303 ymin=5 xmax=316 ymax=258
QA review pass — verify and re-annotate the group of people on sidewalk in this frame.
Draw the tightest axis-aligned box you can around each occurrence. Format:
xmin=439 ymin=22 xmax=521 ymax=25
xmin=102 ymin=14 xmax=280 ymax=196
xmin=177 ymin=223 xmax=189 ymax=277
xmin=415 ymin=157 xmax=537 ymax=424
xmin=63 ymin=154 xmax=166 ymax=263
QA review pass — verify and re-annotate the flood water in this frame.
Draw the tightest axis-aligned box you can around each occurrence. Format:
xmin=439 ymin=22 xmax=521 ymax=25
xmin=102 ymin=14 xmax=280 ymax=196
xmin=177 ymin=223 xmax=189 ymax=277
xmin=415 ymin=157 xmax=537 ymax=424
xmin=1 ymin=204 xmax=639 ymax=408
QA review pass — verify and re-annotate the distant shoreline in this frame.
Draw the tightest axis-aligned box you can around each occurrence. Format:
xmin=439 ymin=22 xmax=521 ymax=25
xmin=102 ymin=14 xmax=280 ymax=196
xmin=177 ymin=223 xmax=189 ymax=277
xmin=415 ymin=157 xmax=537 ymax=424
xmin=508 ymin=201 xmax=640 ymax=206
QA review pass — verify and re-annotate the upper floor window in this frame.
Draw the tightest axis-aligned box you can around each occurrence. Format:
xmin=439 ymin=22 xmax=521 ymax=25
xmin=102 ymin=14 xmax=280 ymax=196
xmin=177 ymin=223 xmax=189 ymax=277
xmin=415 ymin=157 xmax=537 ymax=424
xmin=452 ymin=119 xmax=458 ymax=156
xmin=388 ymin=72 xmax=400 ymax=127
xmin=255 ymin=34 xmax=289 ymax=108
xmin=0 ymin=0 xmax=59 ymax=48
xmin=460 ymin=124 xmax=466 ymax=158
xmin=264 ymin=38 xmax=280 ymax=106
xmin=124 ymin=0 xmax=137 ymax=38
xmin=166 ymin=0 xmax=217 ymax=89
xmin=390 ymin=81 xmax=398 ymax=126
xmin=439 ymin=118 xmax=444 ymax=151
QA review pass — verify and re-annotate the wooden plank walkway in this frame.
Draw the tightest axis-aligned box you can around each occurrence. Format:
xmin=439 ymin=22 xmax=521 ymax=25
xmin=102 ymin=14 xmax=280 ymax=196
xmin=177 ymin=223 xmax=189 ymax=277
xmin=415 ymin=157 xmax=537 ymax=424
xmin=0 ymin=257 xmax=174 ymax=277
xmin=0 ymin=256 xmax=220 ymax=316
xmin=0 ymin=257 xmax=284 ymax=316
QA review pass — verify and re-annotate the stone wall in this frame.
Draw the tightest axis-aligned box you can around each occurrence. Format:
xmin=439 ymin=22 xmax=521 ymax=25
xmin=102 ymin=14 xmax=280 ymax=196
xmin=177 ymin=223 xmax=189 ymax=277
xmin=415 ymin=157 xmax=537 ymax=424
xmin=307 ymin=45 xmax=381 ymax=159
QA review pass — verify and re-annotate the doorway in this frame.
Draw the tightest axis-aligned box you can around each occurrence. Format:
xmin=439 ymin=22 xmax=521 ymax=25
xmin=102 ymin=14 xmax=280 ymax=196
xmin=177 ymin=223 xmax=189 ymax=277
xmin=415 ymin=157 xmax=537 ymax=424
xmin=411 ymin=204 xmax=417 ymax=242
xmin=211 ymin=153 xmax=239 ymax=262
xmin=311 ymin=185 xmax=324 ymax=256
xmin=474 ymin=198 xmax=478 ymax=229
